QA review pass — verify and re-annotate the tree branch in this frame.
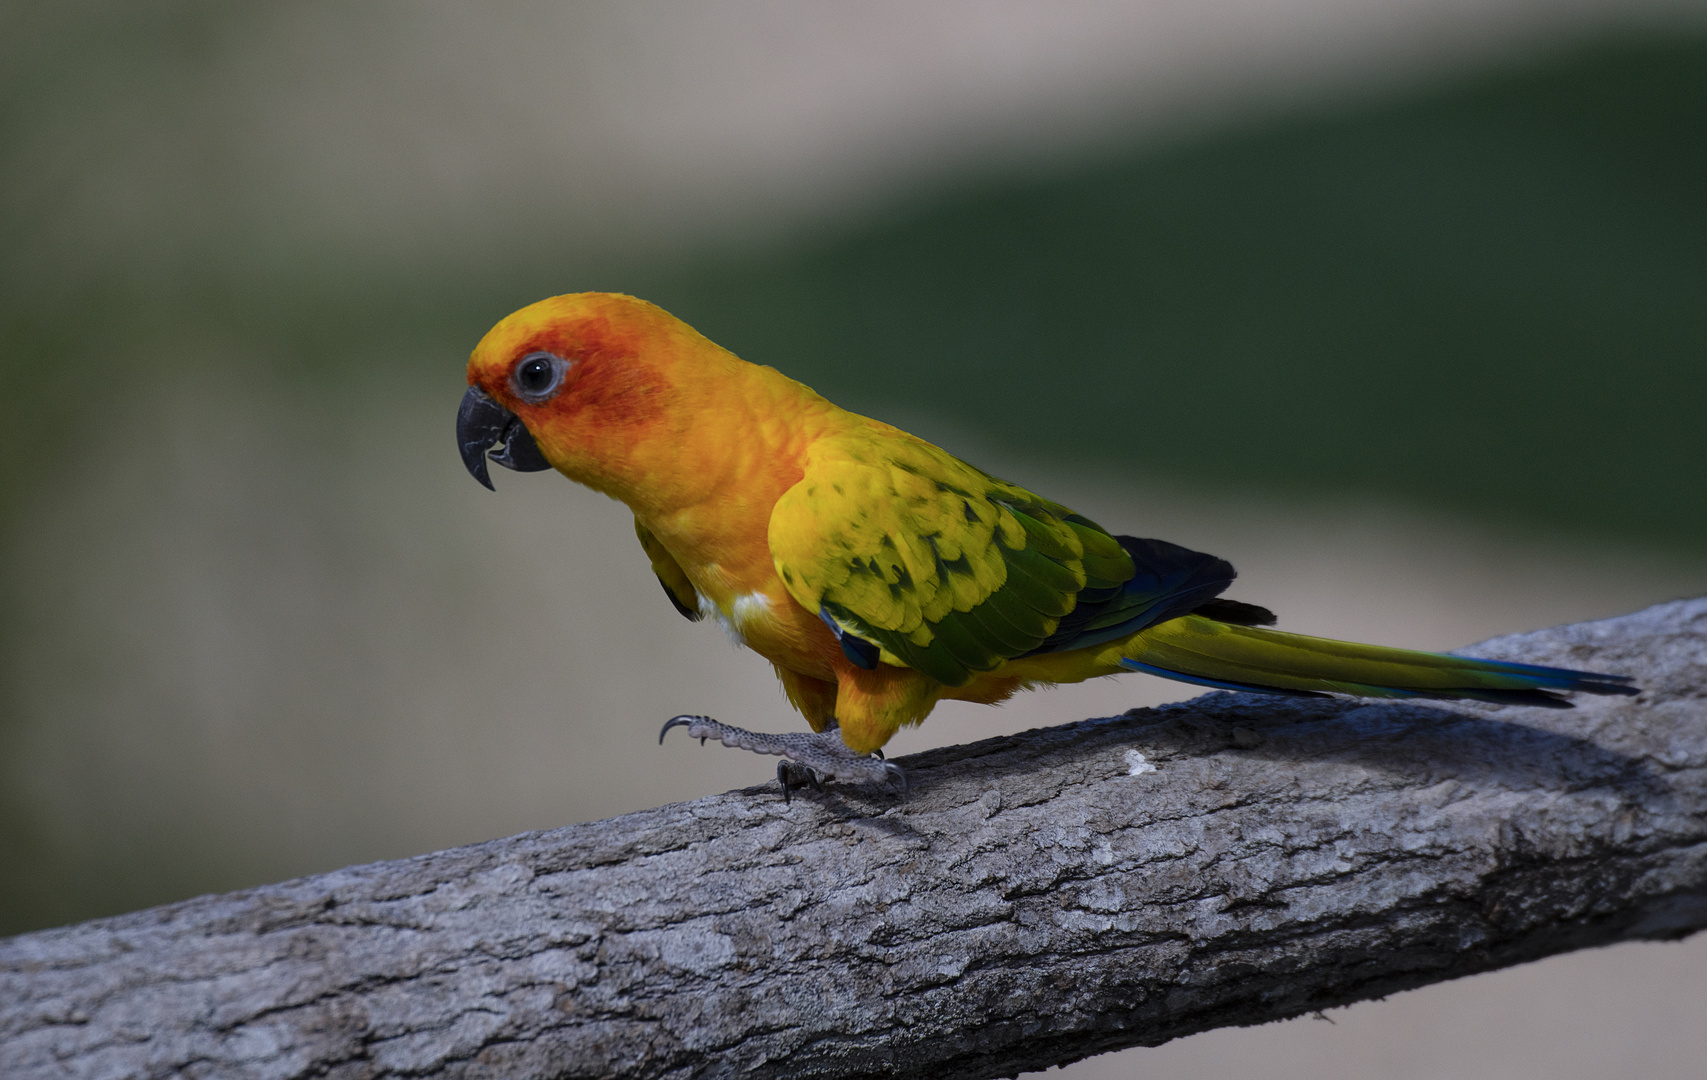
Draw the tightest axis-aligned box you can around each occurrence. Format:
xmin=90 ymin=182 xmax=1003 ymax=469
xmin=5 ymin=599 xmax=1706 ymax=1080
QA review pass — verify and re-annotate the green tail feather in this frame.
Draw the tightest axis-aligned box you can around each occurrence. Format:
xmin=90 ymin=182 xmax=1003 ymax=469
xmin=1120 ymin=615 xmax=1637 ymax=707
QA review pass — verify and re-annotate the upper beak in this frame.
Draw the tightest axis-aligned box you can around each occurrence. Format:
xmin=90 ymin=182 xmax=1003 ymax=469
xmin=457 ymin=386 xmax=553 ymax=490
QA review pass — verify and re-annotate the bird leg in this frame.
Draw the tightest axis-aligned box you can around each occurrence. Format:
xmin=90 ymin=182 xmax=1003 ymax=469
xmin=659 ymin=715 xmax=907 ymax=801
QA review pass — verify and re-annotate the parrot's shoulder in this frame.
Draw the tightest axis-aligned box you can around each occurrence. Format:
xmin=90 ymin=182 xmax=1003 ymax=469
xmin=767 ymin=428 xmax=1134 ymax=685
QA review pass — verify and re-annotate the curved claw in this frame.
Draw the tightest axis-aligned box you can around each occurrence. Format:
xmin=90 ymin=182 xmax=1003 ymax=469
xmin=659 ymin=714 xmax=708 ymax=745
xmin=777 ymin=761 xmax=829 ymax=804
xmin=882 ymin=761 xmax=909 ymax=798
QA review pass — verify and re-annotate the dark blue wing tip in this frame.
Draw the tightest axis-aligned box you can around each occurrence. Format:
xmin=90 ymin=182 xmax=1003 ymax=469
xmin=820 ymin=605 xmax=879 ymax=670
xmin=841 ymin=635 xmax=880 ymax=669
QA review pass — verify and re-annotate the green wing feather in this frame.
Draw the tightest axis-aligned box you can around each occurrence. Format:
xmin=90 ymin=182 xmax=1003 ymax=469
xmin=769 ymin=435 xmax=1134 ymax=685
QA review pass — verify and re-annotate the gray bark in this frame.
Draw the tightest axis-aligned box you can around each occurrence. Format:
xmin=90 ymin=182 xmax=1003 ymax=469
xmin=4 ymin=598 xmax=1706 ymax=1080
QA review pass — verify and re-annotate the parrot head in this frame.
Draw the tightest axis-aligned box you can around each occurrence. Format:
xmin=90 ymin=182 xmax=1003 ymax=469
xmin=458 ymin=292 xmax=701 ymax=492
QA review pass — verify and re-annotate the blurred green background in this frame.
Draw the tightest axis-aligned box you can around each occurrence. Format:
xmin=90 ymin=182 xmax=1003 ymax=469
xmin=2 ymin=4 xmax=1705 ymax=1077
xmin=660 ymin=36 xmax=1707 ymax=545
xmin=8 ymin=22 xmax=1703 ymax=549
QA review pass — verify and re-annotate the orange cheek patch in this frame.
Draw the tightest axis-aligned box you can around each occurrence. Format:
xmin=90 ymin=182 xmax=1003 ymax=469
xmin=571 ymin=363 xmax=669 ymax=428
xmin=493 ymin=312 xmax=658 ymax=418
xmin=514 ymin=349 xmax=675 ymax=475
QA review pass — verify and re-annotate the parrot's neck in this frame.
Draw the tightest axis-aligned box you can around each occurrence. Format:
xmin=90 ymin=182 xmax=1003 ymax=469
xmin=554 ymin=358 xmax=842 ymax=586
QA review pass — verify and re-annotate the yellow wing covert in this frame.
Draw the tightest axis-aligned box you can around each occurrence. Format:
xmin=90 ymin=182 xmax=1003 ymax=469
xmin=768 ymin=436 xmax=1133 ymax=685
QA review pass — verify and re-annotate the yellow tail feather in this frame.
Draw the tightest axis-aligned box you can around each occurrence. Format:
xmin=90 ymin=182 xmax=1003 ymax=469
xmin=1118 ymin=614 xmax=1634 ymax=705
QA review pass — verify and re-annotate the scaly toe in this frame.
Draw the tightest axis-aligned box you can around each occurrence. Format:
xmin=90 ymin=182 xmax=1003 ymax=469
xmin=661 ymin=715 xmax=905 ymax=797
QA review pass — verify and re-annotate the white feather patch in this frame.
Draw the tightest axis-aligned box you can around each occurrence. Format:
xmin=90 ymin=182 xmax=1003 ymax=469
xmin=704 ymin=591 xmax=770 ymax=647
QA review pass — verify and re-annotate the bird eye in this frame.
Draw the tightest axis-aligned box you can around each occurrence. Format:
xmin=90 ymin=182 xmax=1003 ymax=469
xmin=512 ymin=351 xmax=565 ymax=402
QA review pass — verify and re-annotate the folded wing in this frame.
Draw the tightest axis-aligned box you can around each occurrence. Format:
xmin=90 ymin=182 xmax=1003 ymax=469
xmin=770 ymin=435 xmax=1146 ymax=685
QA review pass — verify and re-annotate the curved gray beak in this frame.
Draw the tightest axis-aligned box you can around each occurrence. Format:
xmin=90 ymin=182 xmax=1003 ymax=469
xmin=457 ymin=386 xmax=553 ymax=490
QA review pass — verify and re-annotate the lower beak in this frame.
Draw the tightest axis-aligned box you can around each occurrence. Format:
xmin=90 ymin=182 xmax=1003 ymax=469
xmin=457 ymin=386 xmax=553 ymax=490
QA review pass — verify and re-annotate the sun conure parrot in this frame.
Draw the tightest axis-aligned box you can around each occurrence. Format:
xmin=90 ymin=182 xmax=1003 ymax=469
xmin=458 ymin=292 xmax=1636 ymax=796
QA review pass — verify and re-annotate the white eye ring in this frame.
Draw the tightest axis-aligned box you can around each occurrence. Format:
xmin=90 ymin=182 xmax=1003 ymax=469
xmin=512 ymin=351 xmax=568 ymax=403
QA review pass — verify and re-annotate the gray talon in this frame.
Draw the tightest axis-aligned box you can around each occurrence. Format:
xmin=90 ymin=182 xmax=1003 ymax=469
xmin=658 ymin=714 xmax=704 ymax=745
xmin=883 ymin=761 xmax=909 ymax=798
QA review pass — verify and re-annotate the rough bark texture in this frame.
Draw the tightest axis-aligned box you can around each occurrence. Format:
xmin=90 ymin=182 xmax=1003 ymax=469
xmin=4 ymin=599 xmax=1707 ymax=1080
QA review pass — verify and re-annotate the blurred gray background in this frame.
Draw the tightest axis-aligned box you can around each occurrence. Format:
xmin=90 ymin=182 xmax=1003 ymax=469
xmin=3 ymin=2 xmax=1706 ymax=1077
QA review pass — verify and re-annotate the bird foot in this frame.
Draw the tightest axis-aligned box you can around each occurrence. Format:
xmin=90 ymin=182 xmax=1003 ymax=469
xmin=659 ymin=715 xmax=907 ymax=802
